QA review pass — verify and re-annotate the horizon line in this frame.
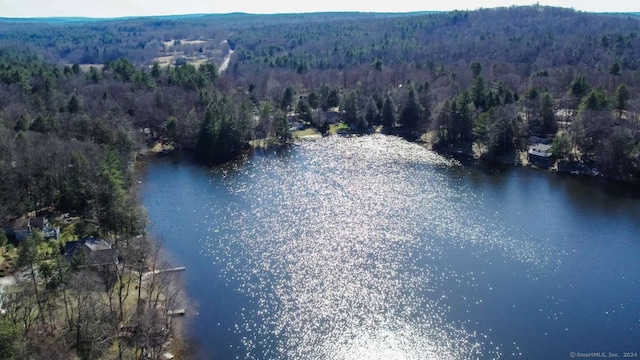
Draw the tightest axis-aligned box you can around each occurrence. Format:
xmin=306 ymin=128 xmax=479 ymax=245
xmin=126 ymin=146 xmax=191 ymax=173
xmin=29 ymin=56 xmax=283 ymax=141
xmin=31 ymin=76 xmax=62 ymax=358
xmin=1 ymin=6 xmax=638 ymax=21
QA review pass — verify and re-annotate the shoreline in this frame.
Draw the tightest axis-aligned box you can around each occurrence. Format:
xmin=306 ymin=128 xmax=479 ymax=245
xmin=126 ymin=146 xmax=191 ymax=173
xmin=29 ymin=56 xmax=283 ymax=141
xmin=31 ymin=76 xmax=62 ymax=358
xmin=134 ymin=144 xmax=199 ymax=359
xmin=430 ymin=143 xmax=640 ymax=197
xmin=139 ymin=133 xmax=640 ymax=192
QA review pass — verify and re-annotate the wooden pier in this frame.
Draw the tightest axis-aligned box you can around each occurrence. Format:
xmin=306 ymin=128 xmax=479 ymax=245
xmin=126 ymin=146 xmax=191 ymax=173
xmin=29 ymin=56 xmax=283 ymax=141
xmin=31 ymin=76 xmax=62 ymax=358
xmin=167 ymin=309 xmax=186 ymax=316
xmin=142 ymin=266 xmax=186 ymax=277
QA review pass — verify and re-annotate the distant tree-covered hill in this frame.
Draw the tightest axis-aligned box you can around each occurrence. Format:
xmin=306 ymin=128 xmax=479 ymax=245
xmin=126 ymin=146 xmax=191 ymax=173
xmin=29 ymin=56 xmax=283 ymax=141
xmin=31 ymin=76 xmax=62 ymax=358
xmin=0 ymin=5 xmax=639 ymax=197
xmin=1 ymin=7 xmax=638 ymax=70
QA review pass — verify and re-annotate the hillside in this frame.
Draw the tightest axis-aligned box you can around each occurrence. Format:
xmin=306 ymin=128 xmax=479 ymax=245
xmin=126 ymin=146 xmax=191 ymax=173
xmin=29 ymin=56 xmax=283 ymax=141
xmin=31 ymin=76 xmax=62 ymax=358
xmin=1 ymin=7 xmax=638 ymax=69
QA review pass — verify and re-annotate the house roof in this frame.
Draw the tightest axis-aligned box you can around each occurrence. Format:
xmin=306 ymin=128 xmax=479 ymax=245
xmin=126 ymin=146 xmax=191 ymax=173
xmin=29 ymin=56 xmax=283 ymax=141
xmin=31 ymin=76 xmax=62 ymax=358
xmin=9 ymin=217 xmax=49 ymax=232
xmin=12 ymin=218 xmax=30 ymax=231
xmin=30 ymin=217 xmax=46 ymax=230
xmin=64 ymin=238 xmax=118 ymax=266
xmin=528 ymin=143 xmax=553 ymax=158
xmin=63 ymin=240 xmax=82 ymax=258
xmin=83 ymin=238 xmax=118 ymax=266
xmin=85 ymin=247 xmax=118 ymax=266
xmin=83 ymin=238 xmax=112 ymax=251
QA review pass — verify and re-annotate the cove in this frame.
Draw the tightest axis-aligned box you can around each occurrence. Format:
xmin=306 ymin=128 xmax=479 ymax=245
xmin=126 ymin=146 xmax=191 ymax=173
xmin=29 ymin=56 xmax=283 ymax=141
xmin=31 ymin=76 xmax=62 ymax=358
xmin=140 ymin=135 xmax=640 ymax=359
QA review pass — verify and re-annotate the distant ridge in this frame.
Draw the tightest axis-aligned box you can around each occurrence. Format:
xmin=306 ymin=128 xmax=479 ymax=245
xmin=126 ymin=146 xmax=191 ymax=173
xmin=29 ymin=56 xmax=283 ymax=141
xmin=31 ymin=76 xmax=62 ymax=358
xmin=0 ymin=10 xmax=445 ymax=24
xmin=0 ymin=17 xmax=105 ymax=23
xmin=597 ymin=12 xmax=640 ymax=16
xmin=1 ymin=4 xmax=639 ymax=24
xmin=0 ymin=15 xmax=205 ymax=23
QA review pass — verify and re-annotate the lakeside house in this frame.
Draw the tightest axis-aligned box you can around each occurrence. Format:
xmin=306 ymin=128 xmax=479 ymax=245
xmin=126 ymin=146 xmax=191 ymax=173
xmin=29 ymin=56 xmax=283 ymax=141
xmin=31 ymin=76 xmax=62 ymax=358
xmin=63 ymin=238 xmax=118 ymax=268
xmin=528 ymin=143 xmax=554 ymax=168
xmin=3 ymin=216 xmax=60 ymax=241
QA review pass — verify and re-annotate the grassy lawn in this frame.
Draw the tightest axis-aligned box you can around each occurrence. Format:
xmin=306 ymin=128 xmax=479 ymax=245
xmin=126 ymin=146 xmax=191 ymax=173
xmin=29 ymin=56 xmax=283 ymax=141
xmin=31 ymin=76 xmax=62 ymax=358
xmin=37 ymin=239 xmax=62 ymax=258
xmin=293 ymin=128 xmax=320 ymax=137
xmin=0 ymin=246 xmax=18 ymax=276
xmin=328 ymin=122 xmax=350 ymax=135
xmin=249 ymin=138 xmax=278 ymax=148
xmin=59 ymin=222 xmax=78 ymax=242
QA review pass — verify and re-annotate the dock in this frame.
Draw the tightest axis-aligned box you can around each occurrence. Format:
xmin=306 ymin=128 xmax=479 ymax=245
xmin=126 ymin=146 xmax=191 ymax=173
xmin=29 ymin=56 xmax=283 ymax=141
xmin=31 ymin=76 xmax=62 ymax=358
xmin=142 ymin=266 xmax=186 ymax=277
xmin=167 ymin=309 xmax=186 ymax=316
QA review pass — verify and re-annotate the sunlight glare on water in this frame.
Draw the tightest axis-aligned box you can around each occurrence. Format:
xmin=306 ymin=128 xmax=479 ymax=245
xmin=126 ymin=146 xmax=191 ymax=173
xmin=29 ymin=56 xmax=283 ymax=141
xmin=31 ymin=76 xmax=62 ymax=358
xmin=198 ymin=135 xmax=558 ymax=359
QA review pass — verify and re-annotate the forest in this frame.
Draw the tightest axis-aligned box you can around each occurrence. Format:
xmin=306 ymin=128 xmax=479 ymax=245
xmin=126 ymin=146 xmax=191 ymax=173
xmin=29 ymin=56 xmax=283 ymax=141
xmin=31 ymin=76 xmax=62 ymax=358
xmin=0 ymin=5 xmax=640 ymax=359
xmin=2 ymin=5 xmax=635 ymax=176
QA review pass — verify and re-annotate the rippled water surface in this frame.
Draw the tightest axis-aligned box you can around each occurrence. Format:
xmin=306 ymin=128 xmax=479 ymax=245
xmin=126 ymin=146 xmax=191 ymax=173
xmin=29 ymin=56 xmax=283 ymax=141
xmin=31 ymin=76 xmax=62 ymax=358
xmin=141 ymin=135 xmax=640 ymax=359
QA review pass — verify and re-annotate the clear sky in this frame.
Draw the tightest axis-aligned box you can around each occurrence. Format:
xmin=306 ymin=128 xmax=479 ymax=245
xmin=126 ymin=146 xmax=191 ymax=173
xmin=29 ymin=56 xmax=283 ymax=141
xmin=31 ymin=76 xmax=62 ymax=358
xmin=0 ymin=0 xmax=637 ymax=18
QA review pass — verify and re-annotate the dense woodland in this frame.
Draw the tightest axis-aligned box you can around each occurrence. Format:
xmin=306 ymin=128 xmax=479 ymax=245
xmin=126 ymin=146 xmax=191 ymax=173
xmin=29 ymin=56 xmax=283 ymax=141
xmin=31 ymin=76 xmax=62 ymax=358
xmin=1 ymin=5 xmax=640 ymax=358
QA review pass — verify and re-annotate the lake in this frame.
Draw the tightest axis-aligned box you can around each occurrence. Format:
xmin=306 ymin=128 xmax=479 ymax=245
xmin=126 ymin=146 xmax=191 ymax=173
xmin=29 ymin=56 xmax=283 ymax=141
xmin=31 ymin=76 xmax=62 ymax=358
xmin=140 ymin=135 xmax=640 ymax=359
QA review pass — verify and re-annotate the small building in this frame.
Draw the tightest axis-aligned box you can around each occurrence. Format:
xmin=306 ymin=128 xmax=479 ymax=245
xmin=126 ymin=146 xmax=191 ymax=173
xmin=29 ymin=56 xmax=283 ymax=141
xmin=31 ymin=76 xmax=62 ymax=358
xmin=63 ymin=238 xmax=118 ymax=268
xmin=528 ymin=143 xmax=554 ymax=168
xmin=7 ymin=218 xmax=30 ymax=241
xmin=4 ymin=217 xmax=60 ymax=241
